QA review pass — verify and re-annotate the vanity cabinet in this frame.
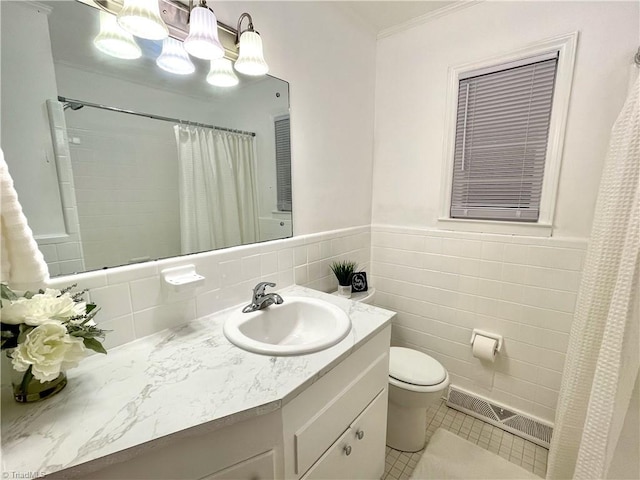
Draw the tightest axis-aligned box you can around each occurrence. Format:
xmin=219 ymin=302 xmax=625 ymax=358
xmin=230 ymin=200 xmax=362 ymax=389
xmin=302 ymin=389 xmax=387 ymax=479
xmin=282 ymin=326 xmax=390 ymax=479
xmin=64 ymin=326 xmax=390 ymax=480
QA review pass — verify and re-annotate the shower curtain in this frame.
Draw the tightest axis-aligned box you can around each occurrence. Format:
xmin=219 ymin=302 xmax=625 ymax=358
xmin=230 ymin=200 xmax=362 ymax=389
xmin=546 ymin=76 xmax=639 ymax=479
xmin=174 ymin=125 xmax=259 ymax=253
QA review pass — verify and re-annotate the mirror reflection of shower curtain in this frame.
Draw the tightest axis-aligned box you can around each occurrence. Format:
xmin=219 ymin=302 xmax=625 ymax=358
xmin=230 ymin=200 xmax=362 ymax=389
xmin=174 ymin=125 xmax=259 ymax=253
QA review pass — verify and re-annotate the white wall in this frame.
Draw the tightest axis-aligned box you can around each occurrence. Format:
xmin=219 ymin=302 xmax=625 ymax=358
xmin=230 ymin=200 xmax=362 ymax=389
xmin=373 ymin=1 xmax=637 ymax=239
xmin=371 ymin=1 xmax=639 ymax=422
xmin=212 ymin=2 xmax=377 ymax=236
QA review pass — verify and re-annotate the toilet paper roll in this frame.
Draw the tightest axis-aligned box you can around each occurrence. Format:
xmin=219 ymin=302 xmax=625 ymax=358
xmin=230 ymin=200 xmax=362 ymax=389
xmin=472 ymin=335 xmax=498 ymax=363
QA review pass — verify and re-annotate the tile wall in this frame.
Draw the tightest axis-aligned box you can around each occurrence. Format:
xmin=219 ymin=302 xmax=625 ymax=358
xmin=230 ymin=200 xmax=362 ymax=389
xmin=371 ymin=225 xmax=587 ymax=422
xmin=47 ymin=226 xmax=371 ymax=351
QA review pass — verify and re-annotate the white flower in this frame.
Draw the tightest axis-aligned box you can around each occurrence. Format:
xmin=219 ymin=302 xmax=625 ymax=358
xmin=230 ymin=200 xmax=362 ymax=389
xmin=1 ymin=289 xmax=86 ymax=326
xmin=11 ymin=322 xmax=86 ymax=382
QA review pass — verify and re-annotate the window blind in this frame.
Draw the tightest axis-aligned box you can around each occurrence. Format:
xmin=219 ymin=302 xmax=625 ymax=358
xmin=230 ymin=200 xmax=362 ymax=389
xmin=275 ymin=116 xmax=292 ymax=212
xmin=450 ymin=56 xmax=558 ymax=222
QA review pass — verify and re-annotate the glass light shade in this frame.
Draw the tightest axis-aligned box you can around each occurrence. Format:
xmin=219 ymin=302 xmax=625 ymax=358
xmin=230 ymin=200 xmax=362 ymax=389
xmin=156 ymin=38 xmax=195 ymax=75
xmin=184 ymin=6 xmax=224 ymax=60
xmin=117 ymin=0 xmax=168 ymax=41
xmin=94 ymin=11 xmax=141 ymax=59
xmin=207 ymin=58 xmax=239 ymax=87
xmin=234 ymin=30 xmax=268 ymax=76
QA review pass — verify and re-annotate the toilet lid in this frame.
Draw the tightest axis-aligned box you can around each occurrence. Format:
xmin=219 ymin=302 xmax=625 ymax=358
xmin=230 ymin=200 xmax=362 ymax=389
xmin=389 ymin=347 xmax=447 ymax=386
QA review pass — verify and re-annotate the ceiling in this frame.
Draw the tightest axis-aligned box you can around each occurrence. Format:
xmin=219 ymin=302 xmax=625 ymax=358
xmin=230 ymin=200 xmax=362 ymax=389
xmin=338 ymin=1 xmax=458 ymax=34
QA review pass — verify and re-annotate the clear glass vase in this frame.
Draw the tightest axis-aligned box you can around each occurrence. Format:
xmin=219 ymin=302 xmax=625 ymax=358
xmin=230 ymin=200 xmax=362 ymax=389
xmin=337 ymin=285 xmax=352 ymax=298
xmin=11 ymin=368 xmax=67 ymax=403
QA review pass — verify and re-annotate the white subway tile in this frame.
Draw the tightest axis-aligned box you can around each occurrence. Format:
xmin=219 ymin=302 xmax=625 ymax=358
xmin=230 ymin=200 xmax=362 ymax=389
xmin=423 ymin=236 xmax=443 ymax=254
xmin=90 ymin=283 xmax=132 ymax=320
xmin=533 ymin=386 xmax=559 ymax=409
xmin=260 ymin=252 xmax=278 ymax=276
xmin=100 ymin=314 xmax=136 ymax=349
xmin=277 ymin=249 xmax=294 ymax=271
xmin=106 ymin=262 xmax=158 ymax=285
xmin=293 ymin=246 xmax=307 ymax=266
xmin=528 ymin=246 xmax=584 ymax=271
xmin=476 ymin=279 xmax=502 ymax=299
xmin=278 ymin=269 xmax=294 ymax=288
xmin=294 ymin=265 xmax=308 ymax=285
xmin=307 ymin=243 xmax=321 ymax=262
xmin=241 ymin=255 xmax=261 ymax=280
xmin=536 ymin=367 xmax=562 ymax=391
xmin=129 ymin=277 xmax=162 ymax=312
xmin=220 ymin=259 xmax=242 ymax=287
xmin=521 ymin=286 xmax=577 ymax=313
xmin=503 ymin=244 xmax=530 ymax=264
xmin=133 ymin=300 xmax=196 ymax=339
xmin=481 ymin=241 xmax=505 ymax=262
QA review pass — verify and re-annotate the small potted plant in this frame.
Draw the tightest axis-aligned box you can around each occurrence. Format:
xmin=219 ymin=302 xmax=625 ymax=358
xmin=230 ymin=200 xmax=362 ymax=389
xmin=330 ymin=260 xmax=358 ymax=298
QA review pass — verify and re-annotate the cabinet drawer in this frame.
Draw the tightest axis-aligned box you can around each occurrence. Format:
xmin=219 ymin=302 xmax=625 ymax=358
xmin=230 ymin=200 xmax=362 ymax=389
xmin=294 ymin=352 xmax=388 ymax=475
xmin=302 ymin=389 xmax=388 ymax=480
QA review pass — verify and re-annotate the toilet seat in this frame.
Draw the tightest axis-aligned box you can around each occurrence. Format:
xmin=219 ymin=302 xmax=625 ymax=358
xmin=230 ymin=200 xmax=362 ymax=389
xmin=389 ymin=347 xmax=449 ymax=393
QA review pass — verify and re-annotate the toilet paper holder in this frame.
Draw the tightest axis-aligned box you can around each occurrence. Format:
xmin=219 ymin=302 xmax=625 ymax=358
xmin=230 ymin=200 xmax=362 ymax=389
xmin=470 ymin=329 xmax=503 ymax=353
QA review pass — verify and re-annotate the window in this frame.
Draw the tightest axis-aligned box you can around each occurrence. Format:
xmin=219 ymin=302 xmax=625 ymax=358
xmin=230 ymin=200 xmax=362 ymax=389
xmin=451 ymin=54 xmax=558 ymax=222
xmin=439 ymin=33 xmax=578 ymax=235
xmin=274 ymin=115 xmax=292 ymax=212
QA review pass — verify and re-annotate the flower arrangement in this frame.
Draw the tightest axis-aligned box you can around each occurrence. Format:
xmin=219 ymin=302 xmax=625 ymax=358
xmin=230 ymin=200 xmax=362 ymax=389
xmin=1 ymin=283 xmax=107 ymax=401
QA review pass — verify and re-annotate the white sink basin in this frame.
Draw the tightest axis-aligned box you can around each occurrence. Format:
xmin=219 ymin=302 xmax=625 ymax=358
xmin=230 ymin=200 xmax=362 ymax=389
xmin=223 ymin=296 xmax=351 ymax=356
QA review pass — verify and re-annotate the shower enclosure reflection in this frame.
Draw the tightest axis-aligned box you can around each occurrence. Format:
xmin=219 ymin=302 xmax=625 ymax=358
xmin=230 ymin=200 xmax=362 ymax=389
xmin=0 ymin=0 xmax=292 ymax=276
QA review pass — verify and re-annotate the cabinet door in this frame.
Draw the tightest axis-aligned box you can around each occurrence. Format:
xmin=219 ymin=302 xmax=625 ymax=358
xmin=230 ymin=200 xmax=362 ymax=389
xmin=302 ymin=389 xmax=387 ymax=480
xmin=348 ymin=389 xmax=388 ymax=480
xmin=300 ymin=426 xmax=354 ymax=480
xmin=202 ymin=450 xmax=275 ymax=480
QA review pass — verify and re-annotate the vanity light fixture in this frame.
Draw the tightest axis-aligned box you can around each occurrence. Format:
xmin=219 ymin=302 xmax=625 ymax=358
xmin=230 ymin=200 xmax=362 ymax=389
xmin=234 ymin=13 xmax=269 ymax=76
xmin=117 ymin=0 xmax=169 ymax=41
xmin=94 ymin=10 xmax=142 ymax=60
xmin=206 ymin=58 xmax=239 ymax=87
xmin=184 ymin=1 xmax=224 ymax=60
xmin=156 ymin=37 xmax=195 ymax=75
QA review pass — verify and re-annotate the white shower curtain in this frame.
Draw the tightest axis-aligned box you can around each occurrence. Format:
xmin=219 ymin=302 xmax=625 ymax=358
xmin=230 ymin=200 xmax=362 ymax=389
xmin=174 ymin=125 xmax=259 ymax=253
xmin=546 ymin=76 xmax=639 ymax=479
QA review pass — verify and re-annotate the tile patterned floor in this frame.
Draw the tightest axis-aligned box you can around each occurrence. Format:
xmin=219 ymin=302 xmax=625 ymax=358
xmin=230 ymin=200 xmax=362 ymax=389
xmin=383 ymin=400 xmax=549 ymax=480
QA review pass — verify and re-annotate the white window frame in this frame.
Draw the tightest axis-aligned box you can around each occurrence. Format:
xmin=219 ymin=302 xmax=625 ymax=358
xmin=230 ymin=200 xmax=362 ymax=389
xmin=438 ymin=32 xmax=578 ymax=237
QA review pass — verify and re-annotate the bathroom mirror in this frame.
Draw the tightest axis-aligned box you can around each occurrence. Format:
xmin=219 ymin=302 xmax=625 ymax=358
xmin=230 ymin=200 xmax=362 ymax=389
xmin=0 ymin=0 xmax=292 ymax=276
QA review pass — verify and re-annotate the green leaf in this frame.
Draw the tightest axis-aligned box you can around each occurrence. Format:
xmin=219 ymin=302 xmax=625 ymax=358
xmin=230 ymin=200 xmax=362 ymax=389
xmin=0 ymin=284 xmax=18 ymax=301
xmin=23 ymin=291 xmax=35 ymax=299
xmin=86 ymin=303 xmax=98 ymax=314
xmin=83 ymin=337 xmax=107 ymax=355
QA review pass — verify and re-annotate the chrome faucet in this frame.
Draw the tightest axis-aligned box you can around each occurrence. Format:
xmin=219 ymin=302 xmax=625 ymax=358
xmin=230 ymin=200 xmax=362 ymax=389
xmin=242 ymin=282 xmax=284 ymax=313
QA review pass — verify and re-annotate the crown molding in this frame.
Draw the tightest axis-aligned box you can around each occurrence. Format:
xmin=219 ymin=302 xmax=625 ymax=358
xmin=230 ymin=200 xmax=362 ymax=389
xmin=377 ymin=0 xmax=485 ymax=39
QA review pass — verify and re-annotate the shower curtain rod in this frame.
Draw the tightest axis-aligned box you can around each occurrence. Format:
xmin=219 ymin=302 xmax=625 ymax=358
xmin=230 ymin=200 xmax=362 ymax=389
xmin=57 ymin=96 xmax=256 ymax=137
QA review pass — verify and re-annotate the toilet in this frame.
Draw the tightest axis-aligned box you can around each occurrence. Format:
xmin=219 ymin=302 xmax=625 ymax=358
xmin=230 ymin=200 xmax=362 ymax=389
xmin=344 ymin=288 xmax=450 ymax=452
xmin=386 ymin=347 xmax=450 ymax=452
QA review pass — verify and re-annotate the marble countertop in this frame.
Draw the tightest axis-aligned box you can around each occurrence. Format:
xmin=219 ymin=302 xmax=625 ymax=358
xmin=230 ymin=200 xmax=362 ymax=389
xmin=1 ymin=286 xmax=394 ymax=477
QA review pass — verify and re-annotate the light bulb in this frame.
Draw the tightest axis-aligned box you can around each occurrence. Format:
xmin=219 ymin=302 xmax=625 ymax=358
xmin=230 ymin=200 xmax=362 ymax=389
xmin=156 ymin=37 xmax=195 ymax=75
xmin=184 ymin=6 xmax=224 ymax=60
xmin=234 ymin=30 xmax=268 ymax=76
xmin=117 ymin=0 xmax=168 ymax=41
xmin=94 ymin=11 xmax=141 ymax=60
xmin=207 ymin=58 xmax=239 ymax=87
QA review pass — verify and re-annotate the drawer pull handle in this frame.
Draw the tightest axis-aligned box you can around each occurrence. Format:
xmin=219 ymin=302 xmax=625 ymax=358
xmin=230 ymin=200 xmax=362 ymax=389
xmin=356 ymin=430 xmax=365 ymax=440
xmin=344 ymin=445 xmax=352 ymax=456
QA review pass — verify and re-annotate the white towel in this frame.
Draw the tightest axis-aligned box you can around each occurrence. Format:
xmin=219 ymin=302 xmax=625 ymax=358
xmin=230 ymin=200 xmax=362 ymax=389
xmin=0 ymin=148 xmax=50 ymax=291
